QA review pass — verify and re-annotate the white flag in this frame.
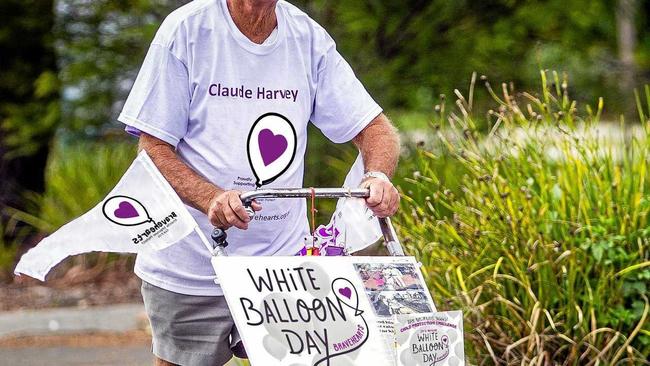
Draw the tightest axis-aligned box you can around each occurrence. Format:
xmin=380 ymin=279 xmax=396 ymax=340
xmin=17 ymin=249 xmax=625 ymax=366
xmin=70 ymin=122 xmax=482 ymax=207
xmin=333 ymin=153 xmax=383 ymax=253
xmin=15 ymin=151 xmax=201 ymax=281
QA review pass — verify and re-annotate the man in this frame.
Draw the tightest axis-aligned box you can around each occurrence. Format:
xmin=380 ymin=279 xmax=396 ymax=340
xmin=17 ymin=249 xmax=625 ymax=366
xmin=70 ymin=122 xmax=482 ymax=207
xmin=119 ymin=0 xmax=400 ymax=365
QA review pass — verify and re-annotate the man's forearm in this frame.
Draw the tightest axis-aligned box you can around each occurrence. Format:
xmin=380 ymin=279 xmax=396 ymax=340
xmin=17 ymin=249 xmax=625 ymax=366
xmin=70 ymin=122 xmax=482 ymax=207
xmin=138 ymin=133 xmax=220 ymax=214
xmin=352 ymin=113 xmax=401 ymax=217
xmin=352 ymin=113 xmax=400 ymax=177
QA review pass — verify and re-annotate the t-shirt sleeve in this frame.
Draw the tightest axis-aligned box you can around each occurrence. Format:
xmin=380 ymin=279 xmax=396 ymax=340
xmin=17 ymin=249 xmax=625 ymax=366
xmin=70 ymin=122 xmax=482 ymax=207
xmin=117 ymin=43 xmax=190 ymax=147
xmin=310 ymin=40 xmax=382 ymax=144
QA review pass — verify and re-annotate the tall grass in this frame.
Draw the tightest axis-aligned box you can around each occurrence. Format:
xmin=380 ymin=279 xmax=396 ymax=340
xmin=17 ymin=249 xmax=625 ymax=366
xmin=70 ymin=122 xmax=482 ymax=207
xmin=42 ymin=140 xmax=138 ymax=229
xmin=397 ymin=72 xmax=649 ymax=364
xmin=6 ymin=140 xmax=138 ymax=234
xmin=0 ymin=221 xmax=19 ymax=277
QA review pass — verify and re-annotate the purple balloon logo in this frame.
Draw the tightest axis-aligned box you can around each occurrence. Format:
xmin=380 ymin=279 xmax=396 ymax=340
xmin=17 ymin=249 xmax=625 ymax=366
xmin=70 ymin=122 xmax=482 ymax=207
xmin=338 ymin=286 xmax=352 ymax=299
xmin=332 ymin=278 xmax=363 ymax=316
xmin=102 ymin=195 xmax=152 ymax=226
xmin=114 ymin=201 xmax=139 ymax=219
xmin=247 ymin=113 xmax=297 ymax=187
xmin=258 ymin=128 xmax=288 ymax=166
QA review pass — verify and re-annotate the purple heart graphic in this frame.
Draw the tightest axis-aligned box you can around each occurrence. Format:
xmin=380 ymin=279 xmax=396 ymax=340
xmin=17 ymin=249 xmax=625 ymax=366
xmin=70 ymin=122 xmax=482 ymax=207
xmin=318 ymin=226 xmax=332 ymax=237
xmin=114 ymin=201 xmax=139 ymax=219
xmin=338 ymin=287 xmax=352 ymax=299
xmin=258 ymin=129 xmax=288 ymax=166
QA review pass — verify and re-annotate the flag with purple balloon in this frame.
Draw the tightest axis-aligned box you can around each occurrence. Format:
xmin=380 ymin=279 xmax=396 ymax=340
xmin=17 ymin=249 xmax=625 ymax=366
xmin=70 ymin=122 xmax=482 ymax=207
xmin=14 ymin=151 xmax=202 ymax=281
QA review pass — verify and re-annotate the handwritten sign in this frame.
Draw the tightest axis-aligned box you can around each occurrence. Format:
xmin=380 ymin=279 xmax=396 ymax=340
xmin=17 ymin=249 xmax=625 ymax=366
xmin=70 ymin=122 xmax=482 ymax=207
xmin=212 ymin=256 xmax=436 ymax=365
xmin=394 ymin=311 xmax=465 ymax=366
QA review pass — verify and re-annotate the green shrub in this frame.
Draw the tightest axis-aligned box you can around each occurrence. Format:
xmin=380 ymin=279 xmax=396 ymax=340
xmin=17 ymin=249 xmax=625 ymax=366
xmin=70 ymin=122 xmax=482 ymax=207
xmin=396 ymin=72 xmax=649 ymax=364
xmin=0 ymin=221 xmax=19 ymax=276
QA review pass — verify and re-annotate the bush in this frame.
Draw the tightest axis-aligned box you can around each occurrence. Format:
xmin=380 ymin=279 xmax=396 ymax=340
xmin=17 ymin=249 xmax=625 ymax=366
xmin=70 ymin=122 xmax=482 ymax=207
xmin=396 ymin=72 xmax=650 ymax=363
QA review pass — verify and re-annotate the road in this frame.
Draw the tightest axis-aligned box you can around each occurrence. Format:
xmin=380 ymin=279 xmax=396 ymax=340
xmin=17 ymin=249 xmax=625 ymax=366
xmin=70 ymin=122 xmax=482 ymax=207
xmin=0 ymin=345 xmax=152 ymax=366
xmin=0 ymin=304 xmax=246 ymax=365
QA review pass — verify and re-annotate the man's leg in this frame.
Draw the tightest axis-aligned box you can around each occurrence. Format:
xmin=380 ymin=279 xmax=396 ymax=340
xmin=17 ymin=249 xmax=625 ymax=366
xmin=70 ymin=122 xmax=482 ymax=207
xmin=154 ymin=357 xmax=178 ymax=366
xmin=141 ymin=280 xmax=238 ymax=366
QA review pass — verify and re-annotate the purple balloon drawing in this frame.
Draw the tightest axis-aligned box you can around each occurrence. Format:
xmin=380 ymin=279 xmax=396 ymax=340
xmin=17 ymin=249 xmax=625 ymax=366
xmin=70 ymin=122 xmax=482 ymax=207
xmin=246 ymin=113 xmax=297 ymax=187
xmin=338 ymin=286 xmax=353 ymax=299
xmin=258 ymin=128 xmax=288 ymax=166
xmin=114 ymin=201 xmax=139 ymax=219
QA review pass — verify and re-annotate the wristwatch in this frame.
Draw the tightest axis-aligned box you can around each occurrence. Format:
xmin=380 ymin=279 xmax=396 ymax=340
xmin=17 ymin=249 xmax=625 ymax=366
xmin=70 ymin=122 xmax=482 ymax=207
xmin=362 ymin=171 xmax=391 ymax=182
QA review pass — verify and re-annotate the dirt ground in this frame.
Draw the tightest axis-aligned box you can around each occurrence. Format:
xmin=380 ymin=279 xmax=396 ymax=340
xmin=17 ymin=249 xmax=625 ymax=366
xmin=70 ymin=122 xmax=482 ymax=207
xmin=0 ymin=330 xmax=150 ymax=348
xmin=0 ymin=331 xmax=153 ymax=366
xmin=0 ymin=260 xmax=142 ymax=311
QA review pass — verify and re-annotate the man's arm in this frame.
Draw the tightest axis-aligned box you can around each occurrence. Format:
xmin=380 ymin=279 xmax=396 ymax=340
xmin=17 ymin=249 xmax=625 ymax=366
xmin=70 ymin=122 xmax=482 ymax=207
xmin=352 ymin=113 xmax=401 ymax=217
xmin=138 ymin=133 xmax=260 ymax=230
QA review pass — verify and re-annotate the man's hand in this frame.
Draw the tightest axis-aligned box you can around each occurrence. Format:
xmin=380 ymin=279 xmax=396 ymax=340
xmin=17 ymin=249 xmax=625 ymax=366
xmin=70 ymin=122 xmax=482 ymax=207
xmin=207 ymin=190 xmax=262 ymax=230
xmin=361 ymin=177 xmax=400 ymax=218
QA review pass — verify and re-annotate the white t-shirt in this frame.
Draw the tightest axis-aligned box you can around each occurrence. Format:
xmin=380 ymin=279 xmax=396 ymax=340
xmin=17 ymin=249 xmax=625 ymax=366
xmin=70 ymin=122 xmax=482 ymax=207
xmin=118 ymin=0 xmax=382 ymax=295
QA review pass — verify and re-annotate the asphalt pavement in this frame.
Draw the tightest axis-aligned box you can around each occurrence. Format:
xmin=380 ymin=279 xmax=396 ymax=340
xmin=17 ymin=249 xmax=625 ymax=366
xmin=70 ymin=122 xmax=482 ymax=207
xmin=0 ymin=304 xmax=151 ymax=365
xmin=0 ymin=345 xmax=152 ymax=366
xmin=0 ymin=303 xmax=245 ymax=365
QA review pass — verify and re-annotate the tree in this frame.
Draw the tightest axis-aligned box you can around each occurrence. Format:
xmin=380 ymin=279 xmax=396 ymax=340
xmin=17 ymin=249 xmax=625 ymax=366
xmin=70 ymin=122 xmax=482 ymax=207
xmin=0 ymin=0 xmax=59 ymax=242
xmin=616 ymin=0 xmax=638 ymax=102
xmin=57 ymin=0 xmax=189 ymax=135
xmin=294 ymin=0 xmax=628 ymax=111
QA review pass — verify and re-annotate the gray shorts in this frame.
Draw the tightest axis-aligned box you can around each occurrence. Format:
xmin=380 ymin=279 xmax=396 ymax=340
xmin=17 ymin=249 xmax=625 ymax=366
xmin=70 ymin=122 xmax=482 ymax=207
xmin=141 ymin=281 xmax=246 ymax=366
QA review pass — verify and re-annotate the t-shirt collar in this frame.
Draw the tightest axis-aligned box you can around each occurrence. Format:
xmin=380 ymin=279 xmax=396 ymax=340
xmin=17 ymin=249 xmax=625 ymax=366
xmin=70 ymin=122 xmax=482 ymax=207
xmin=219 ymin=0 xmax=285 ymax=55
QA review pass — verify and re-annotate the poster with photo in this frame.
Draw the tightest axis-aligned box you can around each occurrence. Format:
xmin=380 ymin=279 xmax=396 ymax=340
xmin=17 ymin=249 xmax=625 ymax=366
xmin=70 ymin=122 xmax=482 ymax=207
xmin=394 ymin=311 xmax=465 ymax=366
xmin=352 ymin=257 xmax=437 ymax=364
xmin=353 ymin=258 xmax=436 ymax=317
xmin=212 ymin=256 xmax=437 ymax=366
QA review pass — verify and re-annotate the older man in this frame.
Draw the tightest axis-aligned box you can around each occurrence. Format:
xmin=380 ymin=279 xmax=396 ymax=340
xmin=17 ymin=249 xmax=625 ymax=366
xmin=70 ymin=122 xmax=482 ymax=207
xmin=119 ymin=0 xmax=400 ymax=364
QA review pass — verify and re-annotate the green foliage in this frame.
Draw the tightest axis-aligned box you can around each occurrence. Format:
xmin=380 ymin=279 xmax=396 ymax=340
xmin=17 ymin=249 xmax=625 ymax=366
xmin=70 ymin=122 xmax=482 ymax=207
xmin=57 ymin=0 xmax=189 ymax=134
xmin=13 ymin=140 xmax=138 ymax=234
xmin=396 ymin=71 xmax=649 ymax=363
xmin=0 ymin=221 xmax=19 ymax=274
xmin=50 ymin=0 xmax=646 ymax=140
xmin=0 ymin=72 xmax=60 ymax=159
xmin=294 ymin=0 xmax=633 ymax=112
xmin=0 ymin=0 xmax=59 ymax=158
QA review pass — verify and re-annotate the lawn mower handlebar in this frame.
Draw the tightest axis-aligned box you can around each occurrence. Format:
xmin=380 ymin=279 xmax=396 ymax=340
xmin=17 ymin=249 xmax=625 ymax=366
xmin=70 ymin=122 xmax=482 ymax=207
xmin=239 ymin=187 xmax=371 ymax=203
xmin=211 ymin=188 xmax=405 ymax=256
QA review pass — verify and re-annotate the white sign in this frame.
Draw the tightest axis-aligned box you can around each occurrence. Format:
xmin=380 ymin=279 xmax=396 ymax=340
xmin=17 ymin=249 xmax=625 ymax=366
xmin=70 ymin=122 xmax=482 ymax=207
xmin=394 ymin=311 xmax=465 ymax=366
xmin=212 ymin=256 xmax=437 ymax=366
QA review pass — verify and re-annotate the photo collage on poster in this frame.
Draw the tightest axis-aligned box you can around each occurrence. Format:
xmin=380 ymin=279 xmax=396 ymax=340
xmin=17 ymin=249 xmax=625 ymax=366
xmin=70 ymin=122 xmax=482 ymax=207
xmin=353 ymin=260 xmax=435 ymax=317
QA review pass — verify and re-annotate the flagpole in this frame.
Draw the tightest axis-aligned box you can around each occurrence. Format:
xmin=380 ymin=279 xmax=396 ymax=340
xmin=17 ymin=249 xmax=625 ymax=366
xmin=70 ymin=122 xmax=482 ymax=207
xmin=194 ymin=226 xmax=215 ymax=255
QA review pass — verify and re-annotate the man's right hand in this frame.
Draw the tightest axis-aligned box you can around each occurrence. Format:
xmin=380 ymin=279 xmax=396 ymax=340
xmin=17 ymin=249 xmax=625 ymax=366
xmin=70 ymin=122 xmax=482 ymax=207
xmin=207 ymin=190 xmax=262 ymax=230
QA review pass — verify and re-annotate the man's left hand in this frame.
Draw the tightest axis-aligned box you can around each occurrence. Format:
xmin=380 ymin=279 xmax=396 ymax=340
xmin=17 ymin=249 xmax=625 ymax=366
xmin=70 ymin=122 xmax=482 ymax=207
xmin=361 ymin=177 xmax=400 ymax=218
